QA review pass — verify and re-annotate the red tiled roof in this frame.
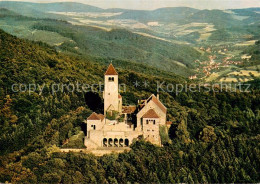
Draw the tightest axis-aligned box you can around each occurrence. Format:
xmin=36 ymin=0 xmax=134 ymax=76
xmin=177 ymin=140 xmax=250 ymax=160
xmin=138 ymin=95 xmax=167 ymax=114
xmin=97 ymin=114 xmax=105 ymax=121
xmin=118 ymin=94 xmax=122 ymax=98
xmin=122 ymin=106 xmax=136 ymax=114
xmin=151 ymin=95 xmax=167 ymax=114
xmin=87 ymin=112 xmax=101 ymax=120
xmin=105 ymin=63 xmax=118 ymax=75
xmin=142 ymin=109 xmax=159 ymax=118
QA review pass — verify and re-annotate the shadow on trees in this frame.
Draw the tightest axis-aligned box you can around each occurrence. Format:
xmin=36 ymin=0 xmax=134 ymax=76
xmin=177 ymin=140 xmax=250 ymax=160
xmin=84 ymin=92 xmax=103 ymax=113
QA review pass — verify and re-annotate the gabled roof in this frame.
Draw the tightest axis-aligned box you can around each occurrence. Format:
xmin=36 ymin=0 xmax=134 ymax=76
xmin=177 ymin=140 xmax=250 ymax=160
xmin=87 ymin=112 xmax=101 ymax=120
xmin=137 ymin=94 xmax=167 ymax=115
xmin=142 ymin=109 xmax=159 ymax=118
xmin=149 ymin=94 xmax=167 ymax=114
xmin=97 ymin=114 xmax=105 ymax=121
xmin=105 ymin=63 xmax=118 ymax=75
xmin=107 ymin=104 xmax=115 ymax=111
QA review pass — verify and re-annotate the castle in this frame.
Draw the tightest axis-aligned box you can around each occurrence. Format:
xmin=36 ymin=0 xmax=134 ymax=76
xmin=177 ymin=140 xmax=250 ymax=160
xmin=84 ymin=64 xmax=167 ymax=149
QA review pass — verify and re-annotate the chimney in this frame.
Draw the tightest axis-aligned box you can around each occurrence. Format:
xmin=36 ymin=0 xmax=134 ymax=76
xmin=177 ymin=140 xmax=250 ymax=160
xmin=157 ymin=94 xmax=159 ymax=100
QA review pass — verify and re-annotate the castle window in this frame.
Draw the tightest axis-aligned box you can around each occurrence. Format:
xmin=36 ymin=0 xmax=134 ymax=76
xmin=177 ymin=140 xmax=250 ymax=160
xmin=91 ymin=125 xmax=96 ymax=130
xmin=125 ymin=139 xmax=129 ymax=147
xmin=146 ymin=120 xmax=149 ymax=124
xmin=108 ymin=77 xmax=114 ymax=82
xmin=153 ymin=120 xmax=155 ymax=125
xmin=103 ymin=138 xmax=108 ymax=147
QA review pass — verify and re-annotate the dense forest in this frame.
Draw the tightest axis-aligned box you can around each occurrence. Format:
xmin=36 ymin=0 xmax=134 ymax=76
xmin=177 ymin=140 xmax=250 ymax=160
xmin=0 ymin=29 xmax=260 ymax=183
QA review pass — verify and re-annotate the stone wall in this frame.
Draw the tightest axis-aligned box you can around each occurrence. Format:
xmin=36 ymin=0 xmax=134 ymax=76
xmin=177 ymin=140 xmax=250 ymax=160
xmin=142 ymin=117 xmax=161 ymax=145
xmin=136 ymin=100 xmax=166 ymax=131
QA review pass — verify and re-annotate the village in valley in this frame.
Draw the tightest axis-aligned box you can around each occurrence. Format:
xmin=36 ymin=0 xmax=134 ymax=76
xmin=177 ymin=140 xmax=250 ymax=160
xmin=189 ymin=42 xmax=260 ymax=83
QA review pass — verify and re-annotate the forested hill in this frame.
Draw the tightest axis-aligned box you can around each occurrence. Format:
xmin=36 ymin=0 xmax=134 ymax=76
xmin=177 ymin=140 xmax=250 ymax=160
xmin=31 ymin=19 xmax=200 ymax=76
xmin=0 ymin=6 xmax=201 ymax=77
xmin=0 ymin=27 xmax=183 ymax=155
xmin=0 ymin=29 xmax=260 ymax=183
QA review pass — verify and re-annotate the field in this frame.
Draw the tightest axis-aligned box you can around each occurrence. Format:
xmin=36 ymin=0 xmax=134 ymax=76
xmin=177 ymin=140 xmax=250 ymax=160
xmin=218 ymin=69 xmax=260 ymax=83
xmin=235 ymin=40 xmax=257 ymax=46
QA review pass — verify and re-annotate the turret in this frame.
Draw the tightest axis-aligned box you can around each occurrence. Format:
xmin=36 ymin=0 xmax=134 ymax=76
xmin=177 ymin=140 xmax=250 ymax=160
xmin=103 ymin=64 xmax=119 ymax=115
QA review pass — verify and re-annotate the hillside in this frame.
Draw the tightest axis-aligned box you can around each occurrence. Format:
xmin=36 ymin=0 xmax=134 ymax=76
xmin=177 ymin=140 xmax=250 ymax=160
xmin=32 ymin=20 xmax=200 ymax=73
xmin=0 ymin=1 xmax=103 ymax=13
xmin=0 ymin=29 xmax=260 ymax=183
xmin=0 ymin=8 xmax=19 ymax=16
xmin=0 ymin=28 xmax=186 ymax=154
xmin=108 ymin=7 xmax=199 ymax=23
xmin=0 ymin=1 xmax=99 ymax=19
xmin=2 ymin=2 xmax=260 ymax=80
xmin=0 ymin=9 xmax=201 ymax=76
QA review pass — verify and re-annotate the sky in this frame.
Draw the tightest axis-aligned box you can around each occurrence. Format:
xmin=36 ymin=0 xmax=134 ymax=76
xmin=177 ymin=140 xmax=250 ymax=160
xmin=1 ymin=0 xmax=260 ymax=10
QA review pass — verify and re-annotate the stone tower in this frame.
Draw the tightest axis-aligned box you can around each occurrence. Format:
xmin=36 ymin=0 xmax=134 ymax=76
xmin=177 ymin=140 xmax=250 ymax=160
xmin=103 ymin=63 xmax=119 ymax=114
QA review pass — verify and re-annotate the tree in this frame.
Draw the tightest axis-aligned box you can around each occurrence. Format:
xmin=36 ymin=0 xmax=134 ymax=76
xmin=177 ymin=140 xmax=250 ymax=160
xmin=199 ymin=126 xmax=217 ymax=143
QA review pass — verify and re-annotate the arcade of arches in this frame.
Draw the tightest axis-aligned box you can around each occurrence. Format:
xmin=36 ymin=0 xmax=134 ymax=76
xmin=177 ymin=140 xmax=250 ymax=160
xmin=103 ymin=138 xmax=129 ymax=147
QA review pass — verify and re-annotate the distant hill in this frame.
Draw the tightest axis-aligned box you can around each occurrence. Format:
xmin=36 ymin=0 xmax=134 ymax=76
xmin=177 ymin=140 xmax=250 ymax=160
xmin=108 ymin=7 xmax=244 ymax=28
xmin=0 ymin=1 xmax=51 ymax=18
xmin=0 ymin=4 xmax=203 ymax=77
xmin=0 ymin=8 xmax=18 ymax=16
xmin=185 ymin=9 xmax=242 ymax=28
xmin=32 ymin=19 xmax=200 ymax=76
xmin=108 ymin=7 xmax=199 ymax=23
xmin=29 ymin=2 xmax=103 ymax=12
xmin=1 ymin=1 xmax=260 ymax=78
xmin=231 ymin=8 xmax=260 ymax=24
xmin=0 ymin=1 xmax=103 ymax=13
xmin=0 ymin=1 xmax=88 ymax=19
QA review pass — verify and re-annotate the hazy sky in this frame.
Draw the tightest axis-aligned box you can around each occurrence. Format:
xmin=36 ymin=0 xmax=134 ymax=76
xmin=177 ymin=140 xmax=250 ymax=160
xmin=2 ymin=0 xmax=260 ymax=10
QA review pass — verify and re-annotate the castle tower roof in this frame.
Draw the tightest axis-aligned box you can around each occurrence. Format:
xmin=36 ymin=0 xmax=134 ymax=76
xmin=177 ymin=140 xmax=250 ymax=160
xmin=105 ymin=63 xmax=118 ymax=75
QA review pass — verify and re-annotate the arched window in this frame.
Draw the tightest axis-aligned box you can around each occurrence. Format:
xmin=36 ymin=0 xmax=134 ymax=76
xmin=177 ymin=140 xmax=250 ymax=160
xmin=119 ymin=138 xmax=124 ymax=147
xmin=125 ymin=139 xmax=129 ymax=147
xmin=103 ymin=138 xmax=107 ymax=147
xmin=108 ymin=138 xmax=113 ymax=147
xmin=109 ymin=77 xmax=114 ymax=82
xmin=114 ymin=138 xmax=118 ymax=147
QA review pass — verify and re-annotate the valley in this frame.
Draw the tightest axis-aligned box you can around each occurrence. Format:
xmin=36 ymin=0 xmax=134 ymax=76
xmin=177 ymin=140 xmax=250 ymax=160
xmin=0 ymin=1 xmax=260 ymax=81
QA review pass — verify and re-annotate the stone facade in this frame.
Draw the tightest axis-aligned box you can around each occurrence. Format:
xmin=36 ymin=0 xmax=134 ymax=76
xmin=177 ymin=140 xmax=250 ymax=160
xmin=84 ymin=64 xmax=167 ymax=150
